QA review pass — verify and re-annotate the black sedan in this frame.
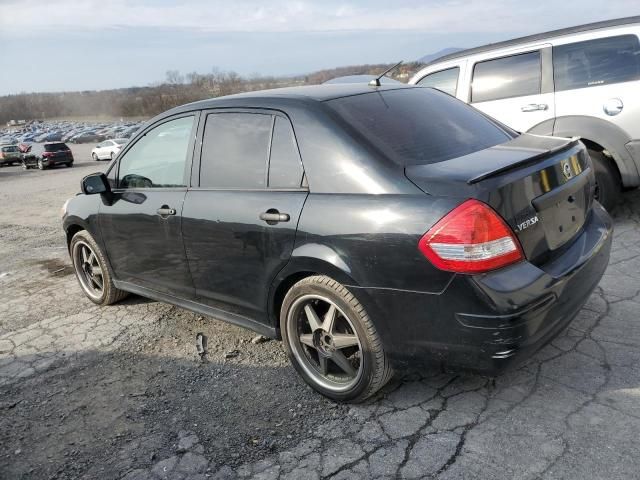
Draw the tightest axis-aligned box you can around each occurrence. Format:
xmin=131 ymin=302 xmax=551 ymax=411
xmin=62 ymin=84 xmax=612 ymax=402
xmin=72 ymin=132 xmax=104 ymax=144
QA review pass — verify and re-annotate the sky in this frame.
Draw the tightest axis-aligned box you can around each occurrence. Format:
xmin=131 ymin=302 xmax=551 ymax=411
xmin=0 ymin=0 xmax=637 ymax=95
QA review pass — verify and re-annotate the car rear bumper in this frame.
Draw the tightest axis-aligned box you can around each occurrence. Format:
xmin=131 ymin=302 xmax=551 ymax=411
xmin=357 ymin=202 xmax=613 ymax=375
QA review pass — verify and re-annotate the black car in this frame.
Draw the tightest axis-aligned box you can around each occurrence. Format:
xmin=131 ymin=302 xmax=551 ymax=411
xmin=62 ymin=84 xmax=613 ymax=402
xmin=23 ymin=142 xmax=74 ymax=169
xmin=72 ymin=132 xmax=104 ymax=144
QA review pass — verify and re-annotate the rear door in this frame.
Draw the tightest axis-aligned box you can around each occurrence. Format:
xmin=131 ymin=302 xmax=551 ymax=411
xmin=182 ymin=110 xmax=308 ymax=324
xmin=552 ymin=33 xmax=640 ymax=138
xmin=468 ymin=46 xmax=556 ymax=133
xmin=98 ymin=113 xmax=198 ymax=298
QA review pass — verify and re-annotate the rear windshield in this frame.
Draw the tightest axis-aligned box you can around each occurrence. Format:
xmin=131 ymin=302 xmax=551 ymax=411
xmin=114 ymin=139 xmax=127 ymax=145
xmin=326 ymin=87 xmax=514 ymax=166
xmin=44 ymin=143 xmax=69 ymax=152
xmin=1 ymin=146 xmax=18 ymax=152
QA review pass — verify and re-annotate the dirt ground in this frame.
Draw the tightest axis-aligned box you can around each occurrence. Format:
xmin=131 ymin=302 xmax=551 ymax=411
xmin=1 ymin=144 xmax=640 ymax=479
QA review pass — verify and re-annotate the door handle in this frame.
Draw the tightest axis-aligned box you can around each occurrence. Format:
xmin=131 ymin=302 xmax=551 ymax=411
xmin=259 ymin=210 xmax=290 ymax=224
xmin=157 ymin=206 xmax=177 ymax=216
xmin=521 ymin=103 xmax=548 ymax=112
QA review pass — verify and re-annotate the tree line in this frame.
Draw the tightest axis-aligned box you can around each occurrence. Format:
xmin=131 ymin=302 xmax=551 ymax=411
xmin=0 ymin=63 xmax=421 ymax=124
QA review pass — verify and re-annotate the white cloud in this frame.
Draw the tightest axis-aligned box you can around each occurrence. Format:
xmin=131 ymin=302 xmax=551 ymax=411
xmin=0 ymin=0 xmax=637 ymax=34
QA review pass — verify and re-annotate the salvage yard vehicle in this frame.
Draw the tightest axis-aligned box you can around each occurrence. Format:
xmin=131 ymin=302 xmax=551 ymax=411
xmin=22 ymin=142 xmax=74 ymax=170
xmin=91 ymin=138 xmax=127 ymax=161
xmin=0 ymin=145 xmax=22 ymax=166
xmin=62 ymin=84 xmax=612 ymax=402
xmin=410 ymin=15 xmax=640 ymax=211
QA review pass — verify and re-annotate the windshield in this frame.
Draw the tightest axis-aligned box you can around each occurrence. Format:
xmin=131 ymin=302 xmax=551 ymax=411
xmin=1 ymin=146 xmax=18 ymax=152
xmin=326 ymin=87 xmax=515 ymax=166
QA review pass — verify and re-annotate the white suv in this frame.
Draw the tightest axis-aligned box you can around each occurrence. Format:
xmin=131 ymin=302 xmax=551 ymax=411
xmin=410 ymin=16 xmax=640 ymax=210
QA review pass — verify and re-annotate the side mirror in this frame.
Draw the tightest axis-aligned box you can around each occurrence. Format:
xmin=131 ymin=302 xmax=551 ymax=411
xmin=81 ymin=172 xmax=110 ymax=195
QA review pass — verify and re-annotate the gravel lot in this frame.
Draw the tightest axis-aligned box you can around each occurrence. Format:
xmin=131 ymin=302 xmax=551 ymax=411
xmin=1 ymin=144 xmax=640 ymax=479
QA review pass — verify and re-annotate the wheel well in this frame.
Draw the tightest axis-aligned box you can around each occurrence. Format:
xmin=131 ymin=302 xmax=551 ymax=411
xmin=581 ymin=138 xmax=622 ymax=183
xmin=65 ymin=224 xmax=84 ymax=249
xmin=271 ymin=271 xmax=316 ymax=337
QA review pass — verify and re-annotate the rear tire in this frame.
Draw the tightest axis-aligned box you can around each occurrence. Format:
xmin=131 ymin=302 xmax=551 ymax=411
xmin=280 ymin=275 xmax=392 ymax=402
xmin=589 ymin=149 xmax=621 ymax=211
xmin=37 ymin=159 xmax=45 ymax=170
xmin=70 ymin=230 xmax=128 ymax=306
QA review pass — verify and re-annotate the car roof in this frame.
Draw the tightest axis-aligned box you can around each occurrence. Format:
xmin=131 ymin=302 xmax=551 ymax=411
xmin=423 ymin=15 xmax=640 ymax=66
xmin=172 ymin=83 xmax=413 ymax=112
xmin=323 ymin=75 xmax=403 ymax=85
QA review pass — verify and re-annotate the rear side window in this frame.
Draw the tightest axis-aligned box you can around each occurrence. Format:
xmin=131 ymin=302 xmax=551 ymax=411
xmin=200 ymin=113 xmax=272 ymax=188
xmin=1 ymin=146 xmax=18 ymax=152
xmin=327 ymin=88 xmax=513 ymax=166
xmin=268 ymin=117 xmax=304 ymax=188
xmin=471 ymin=51 xmax=541 ymax=103
xmin=553 ymin=35 xmax=640 ymax=91
xmin=416 ymin=67 xmax=460 ymax=96
xmin=44 ymin=143 xmax=69 ymax=152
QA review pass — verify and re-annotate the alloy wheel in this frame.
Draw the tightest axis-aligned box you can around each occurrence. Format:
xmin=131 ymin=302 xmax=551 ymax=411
xmin=287 ymin=294 xmax=363 ymax=392
xmin=72 ymin=241 xmax=105 ymax=300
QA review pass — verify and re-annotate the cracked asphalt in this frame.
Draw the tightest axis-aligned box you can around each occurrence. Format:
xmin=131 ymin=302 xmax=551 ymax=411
xmin=1 ymin=145 xmax=640 ymax=479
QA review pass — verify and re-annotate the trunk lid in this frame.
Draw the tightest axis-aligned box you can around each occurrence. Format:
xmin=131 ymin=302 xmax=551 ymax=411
xmin=405 ymin=134 xmax=595 ymax=264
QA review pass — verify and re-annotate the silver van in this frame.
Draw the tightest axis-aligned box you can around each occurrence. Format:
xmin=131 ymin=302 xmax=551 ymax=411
xmin=410 ymin=16 xmax=640 ymax=210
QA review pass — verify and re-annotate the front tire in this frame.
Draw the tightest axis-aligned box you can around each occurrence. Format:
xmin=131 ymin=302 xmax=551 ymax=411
xmin=37 ymin=159 xmax=45 ymax=170
xmin=70 ymin=230 xmax=128 ymax=305
xmin=589 ymin=149 xmax=621 ymax=211
xmin=280 ymin=275 xmax=392 ymax=402
xmin=92 ymin=153 xmax=99 ymax=161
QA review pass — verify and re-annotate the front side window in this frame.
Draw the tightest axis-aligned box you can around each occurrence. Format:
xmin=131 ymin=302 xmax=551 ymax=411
xmin=118 ymin=115 xmax=194 ymax=189
xmin=471 ymin=51 xmax=541 ymax=103
xmin=416 ymin=67 xmax=460 ymax=96
xmin=553 ymin=35 xmax=640 ymax=91
xmin=200 ymin=113 xmax=272 ymax=189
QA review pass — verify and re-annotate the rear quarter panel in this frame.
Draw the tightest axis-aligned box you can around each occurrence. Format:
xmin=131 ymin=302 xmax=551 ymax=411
xmin=293 ymin=193 xmax=459 ymax=293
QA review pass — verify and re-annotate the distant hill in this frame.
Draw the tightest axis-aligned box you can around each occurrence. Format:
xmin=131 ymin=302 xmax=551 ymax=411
xmin=417 ymin=48 xmax=464 ymax=64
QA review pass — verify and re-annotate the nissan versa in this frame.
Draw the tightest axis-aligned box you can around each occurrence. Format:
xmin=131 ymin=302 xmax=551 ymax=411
xmin=62 ymin=84 xmax=613 ymax=402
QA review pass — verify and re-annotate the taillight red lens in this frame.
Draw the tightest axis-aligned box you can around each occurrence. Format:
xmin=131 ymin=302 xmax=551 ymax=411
xmin=418 ymin=199 xmax=524 ymax=274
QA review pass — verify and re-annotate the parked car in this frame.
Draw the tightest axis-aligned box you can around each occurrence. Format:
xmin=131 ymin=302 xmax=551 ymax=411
xmin=410 ymin=15 xmax=640 ymax=210
xmin=22 ymin=142 xmax=74 ymax=169
xmin=0 ymin=145 xmax=22 ymax=166
xmin=72 ymin=132 xmax=103 ymax=144
xmin=91 ymin=138 xmax=127 ymax=161
xmin=62 ymin=84 xmax=612 ymax=402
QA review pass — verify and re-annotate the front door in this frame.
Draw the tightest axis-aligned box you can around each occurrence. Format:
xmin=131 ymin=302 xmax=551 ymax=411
xmin=469 ymin=46 xmax=556 ymax=133
xmin=99 ymin=113 xmax=198 ymax=298
xmin=182 ymin=111 xmax=308 ymax=324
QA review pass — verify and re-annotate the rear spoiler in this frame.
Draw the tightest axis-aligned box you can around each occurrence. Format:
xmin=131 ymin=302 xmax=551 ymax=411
xmin=468 ymin=137 xmax=580 ymax=184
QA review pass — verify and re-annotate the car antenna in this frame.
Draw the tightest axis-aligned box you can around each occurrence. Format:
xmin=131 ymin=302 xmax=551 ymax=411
xmin=368 ymin=61 xmax=403 ymax=87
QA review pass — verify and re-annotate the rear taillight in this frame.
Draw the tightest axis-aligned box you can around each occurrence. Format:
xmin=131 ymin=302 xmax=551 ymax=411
xmin=418 ymin=199 xmax=524 ymax=274
xmin=42 ymin=152 xmax=53 ymax=157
